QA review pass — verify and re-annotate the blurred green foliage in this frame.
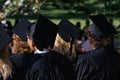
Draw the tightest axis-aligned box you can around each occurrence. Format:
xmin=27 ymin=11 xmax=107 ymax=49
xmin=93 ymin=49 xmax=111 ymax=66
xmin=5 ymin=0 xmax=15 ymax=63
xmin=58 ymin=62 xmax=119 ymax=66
xmin=0 ymin=0 xmax=119 ymax=27
xmin=0 ymin=0 xmax=120 ymax=18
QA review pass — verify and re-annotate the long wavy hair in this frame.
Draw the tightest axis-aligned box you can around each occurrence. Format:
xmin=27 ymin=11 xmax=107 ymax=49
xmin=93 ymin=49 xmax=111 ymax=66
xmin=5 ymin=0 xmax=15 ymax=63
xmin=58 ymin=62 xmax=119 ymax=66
xmin=53 ymin=34 xmax=76 ymax=61
xmin=11 ymin=34 xmax=32 ymax=54
xmin=0 ymin=46 xmax=12 ymax=80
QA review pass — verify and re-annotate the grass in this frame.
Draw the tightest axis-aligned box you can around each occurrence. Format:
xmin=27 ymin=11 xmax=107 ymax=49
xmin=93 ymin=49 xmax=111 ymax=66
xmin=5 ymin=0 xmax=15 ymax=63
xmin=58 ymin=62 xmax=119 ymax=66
xmin=7 ymin=16 xmax=120 ymax=30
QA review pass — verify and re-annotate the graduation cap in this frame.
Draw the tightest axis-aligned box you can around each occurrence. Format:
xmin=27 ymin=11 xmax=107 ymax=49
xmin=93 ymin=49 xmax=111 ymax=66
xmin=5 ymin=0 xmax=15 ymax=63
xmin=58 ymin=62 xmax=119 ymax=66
xmin=12 ymin=18 xmax=31 ymax=41
xmin=89 ymin=15 xmax=117 ymax=38
xmin=33 ymin=14 xmax=58 ymax=49
xmin=27 ymin=22 xmax=36 ymax=39
xmin=58 ymin=18 xmax=79 ymax=42
xmin=0 ymin=27 xmax=12 ymax=50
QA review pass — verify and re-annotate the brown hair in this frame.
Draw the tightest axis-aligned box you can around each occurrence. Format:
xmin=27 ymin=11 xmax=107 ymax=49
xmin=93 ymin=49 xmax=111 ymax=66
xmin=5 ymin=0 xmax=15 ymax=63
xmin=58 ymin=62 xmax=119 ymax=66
xmin=87 ymin=30 xmax=112 ymax=49
xmin=53 ymin=34 xmax=76 ymax=61
xmin=0 ymin=46 xmax=12 ymax=80
xmin=11 ymin=34 xmax=32 ymax=54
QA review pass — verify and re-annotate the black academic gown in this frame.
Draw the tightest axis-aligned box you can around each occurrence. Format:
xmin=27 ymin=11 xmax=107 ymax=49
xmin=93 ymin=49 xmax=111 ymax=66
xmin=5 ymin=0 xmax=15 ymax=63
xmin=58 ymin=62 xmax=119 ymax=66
xmin=9 ymin=53 xmax=42 ymax=80
xmin=26 ymin=50 xmax=75 ymax=80
xmin=74 ymin=48 xmax=120 ymax=80
xmin=110 ymin=50 xmax=120 ymax=80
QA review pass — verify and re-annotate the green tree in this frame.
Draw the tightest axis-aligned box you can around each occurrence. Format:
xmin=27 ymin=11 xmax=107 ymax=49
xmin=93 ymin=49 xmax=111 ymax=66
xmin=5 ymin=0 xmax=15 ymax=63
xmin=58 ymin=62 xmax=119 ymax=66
xmin=0 ymin=0 xmax=46 ymax=20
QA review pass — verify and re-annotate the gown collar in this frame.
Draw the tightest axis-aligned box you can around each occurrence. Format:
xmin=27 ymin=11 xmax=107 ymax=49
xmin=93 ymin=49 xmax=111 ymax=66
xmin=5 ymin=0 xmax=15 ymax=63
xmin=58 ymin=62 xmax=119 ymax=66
xmin=34 ymin=49 xmax=49 ymax=54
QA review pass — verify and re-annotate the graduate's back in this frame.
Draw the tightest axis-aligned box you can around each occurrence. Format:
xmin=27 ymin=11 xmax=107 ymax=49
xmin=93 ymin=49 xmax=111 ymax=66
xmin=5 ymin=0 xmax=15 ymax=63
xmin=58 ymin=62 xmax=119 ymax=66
xmin=74 ymin=15 xmax=120 ymax=80
xmin=26 ymin=50 xmax=75 ymax=80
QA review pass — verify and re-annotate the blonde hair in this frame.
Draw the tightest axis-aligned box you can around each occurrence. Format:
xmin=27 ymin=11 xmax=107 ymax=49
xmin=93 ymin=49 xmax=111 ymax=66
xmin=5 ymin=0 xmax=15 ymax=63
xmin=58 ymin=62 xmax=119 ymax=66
xmin=53 ymin=34 xmax=76 ymax=61
xmin=11 ymin=34 xmax=32 ymax=54
xmin=0 ymin=46 xmax=12 ymax=80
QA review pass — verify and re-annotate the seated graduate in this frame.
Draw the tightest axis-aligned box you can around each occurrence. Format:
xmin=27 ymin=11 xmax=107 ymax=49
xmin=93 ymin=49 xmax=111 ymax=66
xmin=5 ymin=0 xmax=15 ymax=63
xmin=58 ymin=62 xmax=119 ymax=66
xmin=74 ymin=15 xmax=120 ymax=80
xmin=0 ymin=27 xmax=12 ymax=80
xmin=9 ymin=18 xmax=42 ymax=80
xmin=25 ymin=14 xmax=75 ymax=80
xmin=53 ymin=18 xmax=79 ymax=61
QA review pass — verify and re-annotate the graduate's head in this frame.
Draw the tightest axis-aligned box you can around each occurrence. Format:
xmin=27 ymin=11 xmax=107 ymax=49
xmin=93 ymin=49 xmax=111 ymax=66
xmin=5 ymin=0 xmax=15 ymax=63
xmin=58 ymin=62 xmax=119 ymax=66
xmin=26 ymin=14 xmax=58 ymax=51
xmin=54 ymin=18 xmax=79 ymax=60
xmin=81 ymin=15 xmax=117 ymax=52
xmin=12 ymin=18 xmax=31 ymax=41
xmin=54 ymin=34 xmax=72 ymax=59
xmin=11 ymin=34 xmax=32 ymax=54
xmin=87 ymin=15 xmax=117 ymax=49
xmin=11 ymin=18 xmax=32 ymax=54
xmin=87 ymin=24 xmax=112 ymax=49
xmin=58 ymin=18 xmax=79 ymax=43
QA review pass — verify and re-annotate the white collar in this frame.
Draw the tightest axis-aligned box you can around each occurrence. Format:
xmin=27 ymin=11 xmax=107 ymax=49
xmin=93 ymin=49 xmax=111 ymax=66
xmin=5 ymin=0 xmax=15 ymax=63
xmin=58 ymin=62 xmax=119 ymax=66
xmin=34 ymin=49 xmax=49 ymax=54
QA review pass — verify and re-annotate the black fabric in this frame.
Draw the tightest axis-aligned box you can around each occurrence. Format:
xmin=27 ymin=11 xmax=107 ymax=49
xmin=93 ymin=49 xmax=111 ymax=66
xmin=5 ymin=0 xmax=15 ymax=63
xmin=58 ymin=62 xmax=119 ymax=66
xmin=89 ymin=15 xmax=117 ymax=37
xmin=26 ymin=51 xmax=75 ymax=80
xmin=33 ymin=14 xmax=58 ymax=49
xmin=58 ymin=18 xmax=79 ymax=42
xmin=9 ymin=53 xmax=42 ymax=80
xmin=74 ymin=48 xmax=120 ymax=80
xmin=12 ymin=18 xmax=31 ymax=41
xmin=0 ymin=27 xmax=12 ymax=50
xmin=110 ymin=51 xmax=120 ymax=80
